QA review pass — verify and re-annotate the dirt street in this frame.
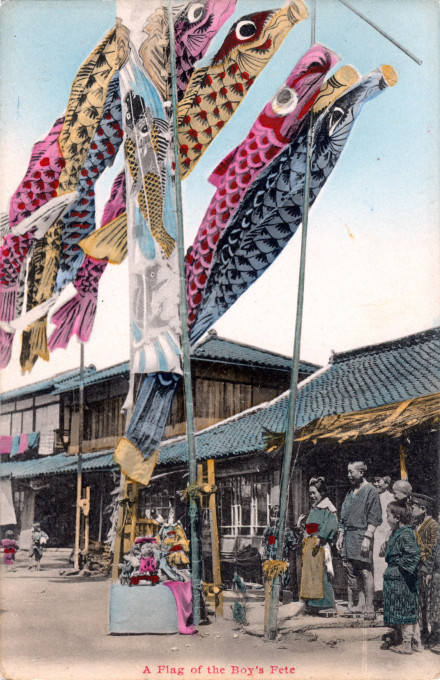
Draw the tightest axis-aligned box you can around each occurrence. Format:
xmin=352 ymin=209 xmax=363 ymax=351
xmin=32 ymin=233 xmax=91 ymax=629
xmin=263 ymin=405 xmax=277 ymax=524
xmin=1 ymin=550 xmax=439 ymax=680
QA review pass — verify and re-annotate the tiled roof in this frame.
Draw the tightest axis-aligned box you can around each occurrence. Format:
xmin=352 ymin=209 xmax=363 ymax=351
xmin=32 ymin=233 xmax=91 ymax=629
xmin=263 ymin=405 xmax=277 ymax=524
xmin=192 ymin=333 xmax=319 ymax=375
xmin=158 ymin=326 xmax=440 ymax=465
xmin=0 ymin=450 xmax=116 ymax=479
xmin=0 ymin=367 xmax=97 ymax=403
xmin=1 ymin=335 xmax=318 ymax=401
xmin=51 ymin=362 xmax=130 ymax=394
xmin=2 ymin=328 xmax=438 ymax=476
xmin=295 ymin=326 xmax=440 ymax=423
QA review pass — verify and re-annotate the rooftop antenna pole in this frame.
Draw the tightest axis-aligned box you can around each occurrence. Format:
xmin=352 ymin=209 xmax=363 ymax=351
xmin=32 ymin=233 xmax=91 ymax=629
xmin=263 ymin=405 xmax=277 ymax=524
xmin=266 ymin=0 xmax=316 ymax=640
xmin=168 ymin=0 xmax=202 ymax=625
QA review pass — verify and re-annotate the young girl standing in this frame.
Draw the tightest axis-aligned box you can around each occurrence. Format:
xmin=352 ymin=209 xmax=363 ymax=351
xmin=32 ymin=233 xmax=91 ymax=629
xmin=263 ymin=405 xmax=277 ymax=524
xmin=382 ymin=501 xmax=420 ymax=654
xmin=1 ymin=530 xmax=19 ymax=571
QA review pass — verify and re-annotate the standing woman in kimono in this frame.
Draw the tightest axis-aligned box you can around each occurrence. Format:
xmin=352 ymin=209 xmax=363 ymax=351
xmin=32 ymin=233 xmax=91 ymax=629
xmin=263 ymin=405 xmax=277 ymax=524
xmin=382 ymin=501 xmax=420 ymax=655
xmin=299 ymin=477 xmax=338 ymax=612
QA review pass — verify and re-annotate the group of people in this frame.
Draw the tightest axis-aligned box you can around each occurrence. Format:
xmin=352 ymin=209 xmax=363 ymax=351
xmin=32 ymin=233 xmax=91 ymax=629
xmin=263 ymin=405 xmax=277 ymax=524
xmin=262 ymin=460 xmax=439 ymax=656
xmin=1 ymin=522 xmax=48 ymax=572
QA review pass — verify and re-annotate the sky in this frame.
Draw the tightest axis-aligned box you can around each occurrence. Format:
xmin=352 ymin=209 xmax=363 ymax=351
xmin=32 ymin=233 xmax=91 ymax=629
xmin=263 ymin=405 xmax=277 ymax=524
xmin=0 ymin=0 xmax=439 ymax=393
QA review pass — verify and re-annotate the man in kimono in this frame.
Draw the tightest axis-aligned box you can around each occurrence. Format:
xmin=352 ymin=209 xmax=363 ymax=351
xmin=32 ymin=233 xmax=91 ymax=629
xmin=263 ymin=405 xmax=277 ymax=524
xmin=336 ymin=461 xmax=382 ymax=620
xmin=410 ymin=493 xmax=438 ymax=646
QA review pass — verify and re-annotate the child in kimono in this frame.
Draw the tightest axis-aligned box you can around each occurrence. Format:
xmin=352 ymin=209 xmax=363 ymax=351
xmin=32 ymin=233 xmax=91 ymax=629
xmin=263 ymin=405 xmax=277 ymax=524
xmin=381 ymin=501 xmax=420 ymax=655
xmin=1 ymin=530 xmax=19 ymax=571
xmin=28 ymin=523 xmax=49 ymax=571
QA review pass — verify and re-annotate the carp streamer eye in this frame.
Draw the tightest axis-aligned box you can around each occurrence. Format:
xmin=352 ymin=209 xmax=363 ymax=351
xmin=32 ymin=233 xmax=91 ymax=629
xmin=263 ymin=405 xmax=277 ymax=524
xmin=187 ymin=3 xmax=204 ymax=24
xmin=272 ymin=87 xmax=299 ymax=115
xmin=235 ymin=20 xmax=257 ymax=40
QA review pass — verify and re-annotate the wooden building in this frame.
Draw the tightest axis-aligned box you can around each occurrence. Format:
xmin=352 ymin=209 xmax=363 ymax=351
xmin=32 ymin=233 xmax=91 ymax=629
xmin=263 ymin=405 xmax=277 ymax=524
xmin=2 ymin=325 xmax=438 ymax=597
xmin=0 ymin=332 xmax=318 ymax=549
xmin=138 ymin=326 xmax=440 ymax=593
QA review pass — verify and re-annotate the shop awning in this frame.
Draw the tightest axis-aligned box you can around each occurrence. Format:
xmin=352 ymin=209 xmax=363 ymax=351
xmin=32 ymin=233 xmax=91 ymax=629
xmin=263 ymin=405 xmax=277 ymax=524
xmin=295 ymin=392 xmax=440 ymax=444
xmin=0 ymin=449 xmax=116 ymax=480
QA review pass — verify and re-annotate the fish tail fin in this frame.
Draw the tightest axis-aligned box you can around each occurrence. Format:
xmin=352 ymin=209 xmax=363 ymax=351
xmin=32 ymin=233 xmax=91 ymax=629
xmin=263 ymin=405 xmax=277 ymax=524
xmin=114 ymin=373 xmax=180 ymax=484
xmin=189 ymin=302 xmax=217 ymax=346
xmin=0 ymin=329 xmax=14 ymax=370
xmin=20 ymin=318 xmax=49 ymax=373
xmin=48 ymin=293 xmax=97 ymax=351
xmin=140 ymin=173 xmax=175 ymax=258
xmin=0 ymin=289 xmax=17 ymax=323
xmin=79 ymin=213 xmax=127 ymax=264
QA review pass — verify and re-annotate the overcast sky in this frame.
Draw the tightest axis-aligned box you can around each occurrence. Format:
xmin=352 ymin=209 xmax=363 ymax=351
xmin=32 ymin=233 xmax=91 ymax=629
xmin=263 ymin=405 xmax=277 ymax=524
xmin=0 ymin=0 xmax=438 ymax=393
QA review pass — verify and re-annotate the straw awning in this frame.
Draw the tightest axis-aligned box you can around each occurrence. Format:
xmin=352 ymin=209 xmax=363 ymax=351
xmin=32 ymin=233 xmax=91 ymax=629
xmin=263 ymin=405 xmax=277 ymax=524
xmin=295 ymin=392 xmax=440 ymax=444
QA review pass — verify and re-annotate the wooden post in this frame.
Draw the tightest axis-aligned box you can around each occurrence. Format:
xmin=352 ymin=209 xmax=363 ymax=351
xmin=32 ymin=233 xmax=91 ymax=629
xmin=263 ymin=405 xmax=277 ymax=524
xmin=84 ymin=486 xmax=90 ymax=556
xmin=98 ymin=492 xmax=103 ymax=544
xmin=74 ymin=342 xmax=85 ymax=570
xmin=129 ymin=482 xmax=139 ymax=546
xmin=207 ymin=459 xmax=223 ymax=615
xmin=197 ymin=464 xmax=204 ymax=485
xmin=111 ymin=475 xmax=127 ymax=581
xmin=399 ymin=441 xmax=408 ymax=480
xmin=74 ymin=457 xmax=82 ymax=569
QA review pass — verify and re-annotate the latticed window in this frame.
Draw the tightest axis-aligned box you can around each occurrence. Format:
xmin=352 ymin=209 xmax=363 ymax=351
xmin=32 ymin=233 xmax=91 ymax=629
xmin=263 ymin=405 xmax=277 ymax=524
xmin=217 ymin=473 xmax=273 ymax=537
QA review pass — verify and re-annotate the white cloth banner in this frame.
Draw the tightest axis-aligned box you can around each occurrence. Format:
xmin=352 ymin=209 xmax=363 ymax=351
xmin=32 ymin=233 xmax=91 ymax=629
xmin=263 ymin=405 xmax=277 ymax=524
xmin=0 ymin=478 xmax=17 ymax=525
xmin=118 ymin=10 xmax=182 ymax=376
xmin=38 ymin=430 xmax=55 ymax=456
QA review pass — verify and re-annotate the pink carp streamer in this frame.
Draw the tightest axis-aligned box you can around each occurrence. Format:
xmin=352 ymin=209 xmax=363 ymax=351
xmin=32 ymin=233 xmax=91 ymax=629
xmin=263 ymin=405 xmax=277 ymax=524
xmin=9 ymin=117 xmax=65 ymax=230
xmin=185 ymin=43 xmax=338 ymax=326
xmin=0 ymin=232 xmax=33 ymax=368
xmin=0 ymin=118 xmax=66 ymax=355
xmin=48 ymin=172 xmax=126 ymax=351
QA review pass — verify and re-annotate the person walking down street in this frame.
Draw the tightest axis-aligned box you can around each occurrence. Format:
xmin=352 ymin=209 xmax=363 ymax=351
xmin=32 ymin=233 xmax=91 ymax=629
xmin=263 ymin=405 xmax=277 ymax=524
xmin=373 ymin=475 xmax=395 ymax=603
xmin=423 ymin=526 xmax=440 ymax=653
xmin=1 ymin=530 xmax=19 ymax=571
xmin=410 ymin=493 xmax=438 ymax=648
xmin=28 ymin=523 xmax=49 ymax=571
xmin=299 ymin=477 xmax=338 ymax=614
xmin=336 ymin=461 xmax=382 ymax=620
xmin=381 ymin=501 xmax=420 ymax=655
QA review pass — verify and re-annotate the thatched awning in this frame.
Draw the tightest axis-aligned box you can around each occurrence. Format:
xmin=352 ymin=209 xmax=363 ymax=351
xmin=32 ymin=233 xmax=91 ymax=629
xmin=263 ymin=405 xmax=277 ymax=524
xmin=295 ymin=392 xmax=440 ymax=444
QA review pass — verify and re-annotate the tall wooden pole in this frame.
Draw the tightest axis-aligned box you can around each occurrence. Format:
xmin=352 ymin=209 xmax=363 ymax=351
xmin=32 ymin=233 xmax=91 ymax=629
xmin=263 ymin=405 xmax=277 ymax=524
xmin=168 ymin=0 xmax=202 ymax=625
xmin=74 ymin=341 xmax=85 ymax=570
xmin=265 ymin=0 xmax=316 ymax=640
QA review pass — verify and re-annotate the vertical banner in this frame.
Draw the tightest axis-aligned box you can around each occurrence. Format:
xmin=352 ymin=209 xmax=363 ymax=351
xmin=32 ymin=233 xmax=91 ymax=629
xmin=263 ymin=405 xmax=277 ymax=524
xmin=114 ymin=0 xmax=182 ymax=485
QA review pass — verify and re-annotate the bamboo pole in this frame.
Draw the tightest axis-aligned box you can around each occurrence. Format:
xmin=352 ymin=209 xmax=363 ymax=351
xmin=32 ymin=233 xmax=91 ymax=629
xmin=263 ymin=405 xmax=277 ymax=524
xmin=337 ymin=0 xmax=422 ymax=65
xmin=168 ymin=0 xmax=202 ymax=625
xmin=265 ymin=0 xmax=316 ymax=640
